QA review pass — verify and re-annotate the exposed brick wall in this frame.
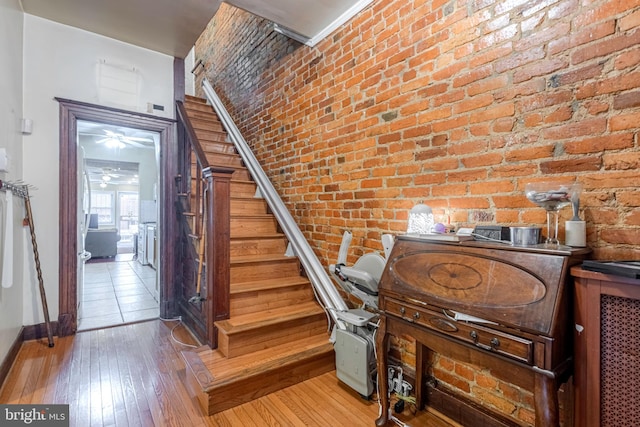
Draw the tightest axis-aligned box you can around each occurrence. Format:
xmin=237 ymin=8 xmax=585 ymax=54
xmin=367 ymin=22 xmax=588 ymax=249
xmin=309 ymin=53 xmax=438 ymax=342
xmin=195 ymin=0 xmax=640 ymax=424
xmin=197 ymin=1 xmax=640 ymax=263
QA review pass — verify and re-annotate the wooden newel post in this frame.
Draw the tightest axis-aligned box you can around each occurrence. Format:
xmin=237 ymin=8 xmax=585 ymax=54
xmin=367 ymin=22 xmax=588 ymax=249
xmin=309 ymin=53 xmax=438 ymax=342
xmin=202 ymin=167 xmax=233 ymax=349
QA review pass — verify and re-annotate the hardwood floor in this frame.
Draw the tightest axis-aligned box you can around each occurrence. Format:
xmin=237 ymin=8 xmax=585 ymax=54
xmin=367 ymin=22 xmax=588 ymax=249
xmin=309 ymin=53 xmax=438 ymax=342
xmin=0 ymin=320 xmax=456 ymax=426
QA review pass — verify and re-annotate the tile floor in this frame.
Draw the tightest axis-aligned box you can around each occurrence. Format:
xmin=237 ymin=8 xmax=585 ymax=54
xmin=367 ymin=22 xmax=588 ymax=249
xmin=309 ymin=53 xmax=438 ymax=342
xmin=78 ymin=255 xmax=159 ymax=331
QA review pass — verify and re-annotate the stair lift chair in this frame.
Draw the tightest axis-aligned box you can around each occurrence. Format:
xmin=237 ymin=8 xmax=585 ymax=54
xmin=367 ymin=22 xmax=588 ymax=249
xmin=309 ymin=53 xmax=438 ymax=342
xmin=329 ymin=231 xmax=394 ymax=398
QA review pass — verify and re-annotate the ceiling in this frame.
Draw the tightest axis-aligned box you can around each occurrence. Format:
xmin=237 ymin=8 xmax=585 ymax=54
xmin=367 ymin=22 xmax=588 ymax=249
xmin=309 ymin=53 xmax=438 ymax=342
xmin=78 ymin=120 xmax=157 ymax=186
xmin=21 ymin=0 xmax=373 ymax=57
xmin=21 ymin=0 xmax=223 ymax=58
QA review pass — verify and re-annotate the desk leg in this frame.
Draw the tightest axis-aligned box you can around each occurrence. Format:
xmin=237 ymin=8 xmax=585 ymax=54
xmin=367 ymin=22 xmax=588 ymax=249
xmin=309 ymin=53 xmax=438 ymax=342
xmin=415 ymin=343 xmax=424 ymax=410
xmin=375 ymin=315 xmax=390 ymax=426
xmin=534 ymin=372 xmax=559 ymax=427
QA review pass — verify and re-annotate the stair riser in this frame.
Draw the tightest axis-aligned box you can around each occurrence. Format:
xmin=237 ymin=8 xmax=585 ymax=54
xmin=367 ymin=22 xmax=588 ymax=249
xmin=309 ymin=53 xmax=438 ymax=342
xmin=195 ymin=128 xmax=228 ymax=141
xmin=230 ymin=285 xmax=316 ymax=316
xmin=230 ymin=258 xmax=299 ymax=282
xmin=231 ymin=217 xmax=278 ymax=235
xmin=201 ymin=140 xmax=236 ymax=155
xmin=192 ymin=128 xmax=227 ymax=142
xmin=230 ymin=180 xmax=256 ymax=196
xmin=184 ymin=106 xmax=220 ymax=119
xmin=207 ymin=153 xmax=244 ymax=168
xmin=230 ymin=199 xmax=267 ymax=215
xmin=218 ymin=314 xmax=327 ymax=358
xmin=205 ymin=352 xmax=334 ymax=415
xmin=230 ymin=237 xmax=286 ymax=257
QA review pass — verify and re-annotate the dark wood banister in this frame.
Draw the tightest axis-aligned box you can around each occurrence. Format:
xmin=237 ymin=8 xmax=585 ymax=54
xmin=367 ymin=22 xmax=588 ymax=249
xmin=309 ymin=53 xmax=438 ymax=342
xmin=176 ymin=100 xmax=208 ymax=233
xmin=177 ymin=101 xmax=210 ymax=170
xmin=175 ymin=100 xmax=233 ymax=348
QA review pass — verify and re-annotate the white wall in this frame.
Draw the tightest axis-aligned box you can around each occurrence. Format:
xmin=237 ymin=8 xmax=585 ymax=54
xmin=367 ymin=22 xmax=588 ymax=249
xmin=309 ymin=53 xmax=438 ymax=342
xmin=0 ymin=0 xmax=25 ymax=363
xmin=22 ymin=15 xmax=174 ymax=325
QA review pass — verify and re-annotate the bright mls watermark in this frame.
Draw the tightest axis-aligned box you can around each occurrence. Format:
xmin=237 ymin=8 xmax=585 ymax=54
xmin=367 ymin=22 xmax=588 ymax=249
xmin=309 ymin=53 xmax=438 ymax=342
xmin=0 ymin=404 xmax=69 ymax=426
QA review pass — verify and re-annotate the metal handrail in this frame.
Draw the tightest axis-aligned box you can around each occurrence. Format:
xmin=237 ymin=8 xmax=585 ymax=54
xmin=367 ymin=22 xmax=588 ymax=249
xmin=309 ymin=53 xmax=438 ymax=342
xmin=201 ymin=78 xmax=348 ymax=326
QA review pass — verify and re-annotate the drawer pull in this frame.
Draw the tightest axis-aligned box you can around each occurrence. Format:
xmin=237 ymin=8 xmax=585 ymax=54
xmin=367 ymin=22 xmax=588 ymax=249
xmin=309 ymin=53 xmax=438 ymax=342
xmin=399 ymin=307 xmax=406 ymax=315
xmin=470 ymin=330 xmax=478 ymax=342
xmin=491 ymin=337 xmax=500 ymax=349
xmin=413 ymin=312 xmax=421 ymax=320
xmin=429 ymin=317 xmax=458 ymax=332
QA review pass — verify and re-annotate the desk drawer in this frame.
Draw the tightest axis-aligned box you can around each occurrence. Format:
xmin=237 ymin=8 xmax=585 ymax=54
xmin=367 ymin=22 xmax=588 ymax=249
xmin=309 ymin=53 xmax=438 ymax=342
xmin=385 ymin=299 xmax=533 ymax=365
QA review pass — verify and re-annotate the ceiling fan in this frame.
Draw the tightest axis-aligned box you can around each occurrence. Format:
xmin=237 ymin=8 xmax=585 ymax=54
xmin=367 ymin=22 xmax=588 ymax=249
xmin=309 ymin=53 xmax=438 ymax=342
xmin=94 ymin=129 xmax=154 ymax=148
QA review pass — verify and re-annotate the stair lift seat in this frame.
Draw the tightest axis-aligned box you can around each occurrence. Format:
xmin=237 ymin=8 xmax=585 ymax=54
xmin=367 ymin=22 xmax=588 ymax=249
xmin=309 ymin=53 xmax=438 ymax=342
xmin=329 ymin=231 xmax=394 ymax=398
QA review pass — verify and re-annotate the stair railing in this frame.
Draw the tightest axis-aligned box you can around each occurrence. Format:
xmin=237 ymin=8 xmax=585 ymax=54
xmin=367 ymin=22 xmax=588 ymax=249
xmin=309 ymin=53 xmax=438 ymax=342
xmin=176 ymin=101 xmax=208 ymax=232
xmin=176 ymin=100 xmax=234 ymax=348
xmin=201 ymin=78 xmax=349 ymax=327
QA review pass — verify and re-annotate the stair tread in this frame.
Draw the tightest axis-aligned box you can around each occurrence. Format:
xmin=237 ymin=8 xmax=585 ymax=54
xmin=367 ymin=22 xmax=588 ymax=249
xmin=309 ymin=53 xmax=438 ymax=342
xmin=230 ymin=253 xmax=297 ymax=264
xmin=186 ymin=333 xmax=332 ymax=391
xmin=216 ymin=301 xmax=324 ymax=334
xmin=231 ymin=195 xmax=264 ymax=200
xmin=185 ymin=95 xmax=206 ymax=103
xmin=231 ymin=233 xmax=285 ymax=240
xmin=231 ymin=214 xmax=274 ymax=219
xmin=230 ymin=276 xmax=311 ymax=294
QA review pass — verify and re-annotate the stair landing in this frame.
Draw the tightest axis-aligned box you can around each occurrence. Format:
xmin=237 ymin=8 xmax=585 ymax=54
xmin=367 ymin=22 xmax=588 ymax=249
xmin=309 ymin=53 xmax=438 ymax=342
xmin=183 ymin=334 xmax=334 ymax=415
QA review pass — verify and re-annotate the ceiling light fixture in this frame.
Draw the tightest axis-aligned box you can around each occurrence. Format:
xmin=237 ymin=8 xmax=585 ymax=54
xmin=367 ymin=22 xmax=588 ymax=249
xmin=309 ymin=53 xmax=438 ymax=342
xmin=102 ymin=175 xmax=111 ymax=182
xmin=99 ymin=182 xmax=107 ymax=188
xmin=105 ymin=138 xmax=125 ymax=149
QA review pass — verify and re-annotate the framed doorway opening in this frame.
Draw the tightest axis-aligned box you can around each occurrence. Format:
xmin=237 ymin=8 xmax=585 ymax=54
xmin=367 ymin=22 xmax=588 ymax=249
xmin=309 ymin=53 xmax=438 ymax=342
xmin=57 ymin=98 xmax=177 ymax=336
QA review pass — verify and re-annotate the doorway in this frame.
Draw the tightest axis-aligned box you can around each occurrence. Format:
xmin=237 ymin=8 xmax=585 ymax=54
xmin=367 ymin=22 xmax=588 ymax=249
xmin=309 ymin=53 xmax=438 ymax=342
xmin=77 ymin=121 xmax=160 ymax=330
xmin=57 ymin=98 xmax=177 ymax=336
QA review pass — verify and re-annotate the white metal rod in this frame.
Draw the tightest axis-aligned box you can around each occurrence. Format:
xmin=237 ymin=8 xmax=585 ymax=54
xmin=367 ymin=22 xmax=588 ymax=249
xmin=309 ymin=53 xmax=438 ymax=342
xmin=201 ymin=79 xmax=348 ymax=325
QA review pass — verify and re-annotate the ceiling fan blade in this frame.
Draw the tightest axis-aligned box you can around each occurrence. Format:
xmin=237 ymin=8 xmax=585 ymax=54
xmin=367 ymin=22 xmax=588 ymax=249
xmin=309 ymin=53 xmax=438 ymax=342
xmin=96 ymin=138 xmax=110 ymax=144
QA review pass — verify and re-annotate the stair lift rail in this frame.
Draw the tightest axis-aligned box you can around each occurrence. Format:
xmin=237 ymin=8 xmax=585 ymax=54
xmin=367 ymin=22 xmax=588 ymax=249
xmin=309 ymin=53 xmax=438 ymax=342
xmin=201 ymin=78 xmax=349 ymax=327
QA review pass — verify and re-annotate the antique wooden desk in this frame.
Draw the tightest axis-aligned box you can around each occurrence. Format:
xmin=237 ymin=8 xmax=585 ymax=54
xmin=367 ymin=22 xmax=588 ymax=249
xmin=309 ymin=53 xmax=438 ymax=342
xmin=375 ymin=236 xmax=589 ymax=426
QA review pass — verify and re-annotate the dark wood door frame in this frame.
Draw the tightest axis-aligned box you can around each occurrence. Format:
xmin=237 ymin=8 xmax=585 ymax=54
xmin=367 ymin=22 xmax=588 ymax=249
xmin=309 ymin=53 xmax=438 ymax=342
xmin=57 ymin=98 xmax=177 ymax=336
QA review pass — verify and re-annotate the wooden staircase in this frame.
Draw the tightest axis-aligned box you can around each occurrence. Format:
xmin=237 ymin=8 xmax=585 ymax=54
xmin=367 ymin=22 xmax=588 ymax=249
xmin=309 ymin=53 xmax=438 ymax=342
xmin=178 ymin=95 xmax=335 ymax=415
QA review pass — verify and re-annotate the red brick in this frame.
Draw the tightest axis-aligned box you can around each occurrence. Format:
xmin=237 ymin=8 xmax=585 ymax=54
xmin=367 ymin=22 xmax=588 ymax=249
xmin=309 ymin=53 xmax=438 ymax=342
xmin=573 ymin=29 xmax=640 ymax=64
xmin=495 ymin=46 xmax=544 ymax=73
xmin=472 ymin=387 xmax=517 ymax=415
xmin=564 ymin=134 xmax=634 ymax=154
xmin=541 ymin=117 xmax=607 ymax=140
xmin=454 ymin=93 xmax=494 ymax=114
xmin=601 ymin=228 xmax=640 ymax=245
xmin=617 ymin=191 xmax=640 ymax=207
xmin=432 ymin=183 xmax=467 ymax=197
xmin=575 ymin=0 xmax=639 ymax=28
xmin=469 ymin=102 xmax=515 ymax=123
xmin=434 ymin=368 xmax=472 ymax=394
xmin=467 ymin=75 xmax=509 ymax=96
xmin=462 ymin=152 xmax=503 ymax=168
xmin=476 ymin=372 xmax=498 ymax=389
xmin=469 ymin=180 xmax=516 ymax=195
xmin=603 ymin=152 xmax=640 ymax=170
xmin=610 ymin=112 xmax=640 ymax=130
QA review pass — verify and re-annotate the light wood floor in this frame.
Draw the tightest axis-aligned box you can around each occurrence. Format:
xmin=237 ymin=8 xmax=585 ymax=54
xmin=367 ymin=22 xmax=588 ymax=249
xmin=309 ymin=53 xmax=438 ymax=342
xmin=0 ymin=320 xmax=455 ymax=426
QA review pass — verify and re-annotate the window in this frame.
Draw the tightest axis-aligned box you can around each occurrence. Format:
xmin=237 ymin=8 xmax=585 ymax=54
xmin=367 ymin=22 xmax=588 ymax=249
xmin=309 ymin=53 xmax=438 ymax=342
xmin=90 ymin=191 xmax=115 ymax=226
xmin=118 ymin=191 xmax=139 ymax=243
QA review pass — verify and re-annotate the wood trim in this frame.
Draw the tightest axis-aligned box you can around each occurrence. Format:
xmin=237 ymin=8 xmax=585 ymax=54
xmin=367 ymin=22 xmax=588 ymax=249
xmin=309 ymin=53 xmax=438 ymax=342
xmin=426 ymin=384 xmax=520 ymax=427
xmin=0 ymin=327 xmax=24 ymax=390
xmin=174 ymin=57 xmax=185 ymax=103
xmin=22 ymin=321 xmax=59 ymax=341
xmin=56 ymin=98 xmax=177 ymax=336
xmin=176 ymin=101 xmax=210 ymax=169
